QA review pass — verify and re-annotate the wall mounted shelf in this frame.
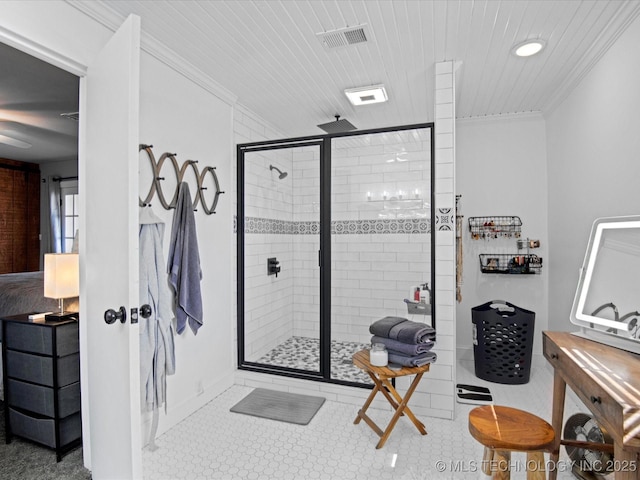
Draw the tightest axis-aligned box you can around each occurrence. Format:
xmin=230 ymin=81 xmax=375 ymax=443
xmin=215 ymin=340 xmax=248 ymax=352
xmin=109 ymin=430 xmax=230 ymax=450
xmin=479 ymin=253 xmax=542 ymax=274
xmin=365 ymin=198 xmax=425 ymax=207
xmin=468 ymin=216 xmax=522 ymax=239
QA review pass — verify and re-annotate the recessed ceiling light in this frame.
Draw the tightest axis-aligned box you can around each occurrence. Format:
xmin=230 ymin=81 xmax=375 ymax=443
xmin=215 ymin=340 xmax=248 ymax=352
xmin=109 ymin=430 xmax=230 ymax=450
xmin=344 ymin=84 xmax=388 ymax=106
xmin=512 ymin=39 xmax=546 ymax=57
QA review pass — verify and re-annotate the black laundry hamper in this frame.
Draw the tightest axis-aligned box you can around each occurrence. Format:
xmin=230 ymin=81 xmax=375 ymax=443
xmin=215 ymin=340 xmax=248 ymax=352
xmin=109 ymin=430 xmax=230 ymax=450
xmin=472 ymin=300 xmax=535 ymax=385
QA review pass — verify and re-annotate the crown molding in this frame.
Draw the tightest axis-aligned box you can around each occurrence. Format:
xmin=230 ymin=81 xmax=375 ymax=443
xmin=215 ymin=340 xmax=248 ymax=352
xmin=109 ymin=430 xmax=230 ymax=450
xmin=456 ymin=111 xmax=544 ymax=126
xmin=66 ymin=0 xmax=238 ymax=106
xmin=0 ymin=23 xmax=86 ymax=76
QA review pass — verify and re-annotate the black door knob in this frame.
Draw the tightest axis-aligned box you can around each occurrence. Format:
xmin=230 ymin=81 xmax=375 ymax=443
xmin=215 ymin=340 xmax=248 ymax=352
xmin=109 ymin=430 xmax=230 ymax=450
xmin=104 ymin=306 xmax=127 ymax=324
xmin=140 ymin=304 xmax=152 ymax=319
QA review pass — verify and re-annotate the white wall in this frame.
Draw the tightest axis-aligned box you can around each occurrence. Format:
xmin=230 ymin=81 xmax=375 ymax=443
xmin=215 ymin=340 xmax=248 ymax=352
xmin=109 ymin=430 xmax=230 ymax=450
xmin=137 ymin=51 xmax=235 ymax=439
xmin=1 ymin=2 xmax=111 ymax=62
xmin=546 ymin=14 xmax=640 ymax=333
xmin=456 ymin=114 xmax=549 ymax=355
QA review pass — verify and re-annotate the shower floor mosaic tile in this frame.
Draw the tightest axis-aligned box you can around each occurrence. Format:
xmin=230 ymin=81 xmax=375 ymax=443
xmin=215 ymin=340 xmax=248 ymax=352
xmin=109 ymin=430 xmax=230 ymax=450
xmin=256 ymin=336 xmax=372 ymax=384
xmin=142 ymin=356 xmax=583 ymax=479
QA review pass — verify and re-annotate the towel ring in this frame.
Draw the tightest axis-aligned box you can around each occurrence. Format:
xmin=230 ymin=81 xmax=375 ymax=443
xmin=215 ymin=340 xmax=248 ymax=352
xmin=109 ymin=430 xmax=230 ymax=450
xmin=139 ymin=144 xmax=157 ymax=208
xmin=199 ymin=166 xmax=224 ymax=215
xmin=155 ymin=152 xmax=181 ymax=210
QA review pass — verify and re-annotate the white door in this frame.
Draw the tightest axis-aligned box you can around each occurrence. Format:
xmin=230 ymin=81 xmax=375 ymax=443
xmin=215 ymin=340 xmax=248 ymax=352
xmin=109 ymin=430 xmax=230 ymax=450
xmin=79 ymin=14 xmax=142 ymax=479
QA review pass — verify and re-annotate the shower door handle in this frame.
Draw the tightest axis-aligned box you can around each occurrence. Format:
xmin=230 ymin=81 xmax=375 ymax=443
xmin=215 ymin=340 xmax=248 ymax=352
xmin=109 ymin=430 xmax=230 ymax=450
xmin=318 ymin=249 xmax=321 ymax=267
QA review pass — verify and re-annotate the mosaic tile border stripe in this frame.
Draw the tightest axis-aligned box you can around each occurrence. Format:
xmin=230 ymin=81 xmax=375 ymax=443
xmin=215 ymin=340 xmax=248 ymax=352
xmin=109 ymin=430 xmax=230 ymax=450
xmin=240 ymin=216 xmax=431 ymax=235
xmin=332 ymin=219 xmax=430 ymax=235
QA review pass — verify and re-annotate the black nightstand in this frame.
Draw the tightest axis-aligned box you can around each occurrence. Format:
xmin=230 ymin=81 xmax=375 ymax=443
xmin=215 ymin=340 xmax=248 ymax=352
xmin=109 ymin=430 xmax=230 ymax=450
xmin=0 ymin=313 xmax=81 ymax=461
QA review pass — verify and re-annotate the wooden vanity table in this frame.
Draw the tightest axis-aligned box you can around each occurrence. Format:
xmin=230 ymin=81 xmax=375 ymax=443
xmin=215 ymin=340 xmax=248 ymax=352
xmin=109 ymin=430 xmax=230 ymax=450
xmin=543 ymin=331 xmax=640 ymax=480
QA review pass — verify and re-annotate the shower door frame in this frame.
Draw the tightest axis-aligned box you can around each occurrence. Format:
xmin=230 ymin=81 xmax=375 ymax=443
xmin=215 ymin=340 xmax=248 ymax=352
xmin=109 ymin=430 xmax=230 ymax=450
xmin=237 ymin=123 xmax=435 ymax=387
xmin=237 ymin=138 xmax=328 ymax=381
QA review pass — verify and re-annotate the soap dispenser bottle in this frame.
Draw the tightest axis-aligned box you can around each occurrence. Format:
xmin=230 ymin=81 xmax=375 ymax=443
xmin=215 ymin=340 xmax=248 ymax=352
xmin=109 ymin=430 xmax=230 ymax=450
xmin=420 ymin=283 xmax=430 ymax=304
xmin=414 ymin=287 xmax=421 ymax=302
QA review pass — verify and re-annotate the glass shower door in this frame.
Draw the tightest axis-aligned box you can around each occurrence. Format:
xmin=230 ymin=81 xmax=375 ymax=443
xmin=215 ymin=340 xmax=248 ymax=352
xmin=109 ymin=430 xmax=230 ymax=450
xmin=330 ymin=127 xmax=433 ymax=384
xmin=239 ymin=142 xmax=322 ymax=375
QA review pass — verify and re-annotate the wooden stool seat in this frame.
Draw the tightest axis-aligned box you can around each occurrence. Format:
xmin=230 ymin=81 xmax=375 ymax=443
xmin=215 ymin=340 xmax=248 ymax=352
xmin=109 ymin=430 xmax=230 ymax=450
xmin=469 ymin=405 xmax=555 ymax=480
xmin=352 ymin=349 xmax=430 ymax=449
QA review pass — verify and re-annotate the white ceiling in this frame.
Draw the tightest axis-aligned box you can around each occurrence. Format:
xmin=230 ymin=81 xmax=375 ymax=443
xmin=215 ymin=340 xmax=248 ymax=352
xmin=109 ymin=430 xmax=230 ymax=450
xmin=0 ymin=42 xmax=79 ymax=164
xmin=1 ymin=0 xmax=639 ymax=163
xmin=76 ymin=0 xmax=640 ymax=136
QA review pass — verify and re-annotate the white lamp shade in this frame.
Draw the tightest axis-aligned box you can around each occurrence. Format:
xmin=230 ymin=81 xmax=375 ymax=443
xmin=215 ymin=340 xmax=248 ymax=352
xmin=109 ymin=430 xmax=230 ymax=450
xmin=44 ymin=253 xmax=79 ymax=299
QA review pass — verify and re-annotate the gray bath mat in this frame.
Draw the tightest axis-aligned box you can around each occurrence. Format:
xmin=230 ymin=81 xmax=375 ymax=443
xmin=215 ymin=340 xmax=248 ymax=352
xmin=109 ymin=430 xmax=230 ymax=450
xmin=230 ymin=388 xmax=325 ymax=425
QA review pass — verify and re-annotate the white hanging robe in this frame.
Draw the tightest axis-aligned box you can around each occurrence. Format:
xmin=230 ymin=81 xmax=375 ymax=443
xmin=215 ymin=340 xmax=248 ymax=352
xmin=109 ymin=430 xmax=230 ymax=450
xmin=139 ymin=206 xmax=176 ymax=419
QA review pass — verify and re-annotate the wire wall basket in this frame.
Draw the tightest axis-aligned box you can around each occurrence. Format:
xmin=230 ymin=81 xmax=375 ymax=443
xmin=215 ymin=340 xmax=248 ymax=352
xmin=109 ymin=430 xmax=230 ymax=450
xmin=468 ymin=216 xmax=522 ymax=239
xmin=479 ymin=254 xmax=542 ymax=274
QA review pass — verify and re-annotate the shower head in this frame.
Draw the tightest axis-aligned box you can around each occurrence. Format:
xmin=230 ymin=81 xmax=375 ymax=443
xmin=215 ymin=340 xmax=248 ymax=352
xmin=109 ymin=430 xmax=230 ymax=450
xmin=269 ymin=164 xmax=288 ymax=179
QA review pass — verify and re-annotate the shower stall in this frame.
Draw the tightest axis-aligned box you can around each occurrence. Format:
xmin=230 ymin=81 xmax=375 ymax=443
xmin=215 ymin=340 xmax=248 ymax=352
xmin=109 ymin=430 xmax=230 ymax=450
xmin=237 ymin=124 xmax=434 ymax=386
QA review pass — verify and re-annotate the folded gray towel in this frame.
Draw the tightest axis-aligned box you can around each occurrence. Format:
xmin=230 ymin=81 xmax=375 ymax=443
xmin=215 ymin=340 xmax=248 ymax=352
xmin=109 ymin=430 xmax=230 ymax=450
xmin=371 ymin=336 xmax=434 ymax=356
xmin=369 ymin=317 xmax=435 ymax=344
xmin=388 ymin=350 xmax=437 ymax=367
xmin=368 ymin=316 xmax=407 ymax=338
xmin=390 ymin=320 xmax=436 ymax=344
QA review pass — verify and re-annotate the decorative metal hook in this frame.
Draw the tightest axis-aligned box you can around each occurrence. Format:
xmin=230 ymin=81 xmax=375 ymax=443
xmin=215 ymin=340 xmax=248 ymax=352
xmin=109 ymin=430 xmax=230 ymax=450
xmin=138 ymin=144 xmax=224 ymax=214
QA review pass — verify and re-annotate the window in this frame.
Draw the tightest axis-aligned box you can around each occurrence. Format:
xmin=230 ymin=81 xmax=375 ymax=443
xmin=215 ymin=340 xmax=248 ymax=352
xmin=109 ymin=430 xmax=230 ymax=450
xmin=60 ymin=180 xmax=79 ymax=253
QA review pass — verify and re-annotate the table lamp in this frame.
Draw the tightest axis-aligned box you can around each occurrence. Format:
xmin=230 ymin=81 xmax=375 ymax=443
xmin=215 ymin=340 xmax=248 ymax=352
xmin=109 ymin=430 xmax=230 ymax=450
xmin=44 ymin=253 xmax=79 ymax=320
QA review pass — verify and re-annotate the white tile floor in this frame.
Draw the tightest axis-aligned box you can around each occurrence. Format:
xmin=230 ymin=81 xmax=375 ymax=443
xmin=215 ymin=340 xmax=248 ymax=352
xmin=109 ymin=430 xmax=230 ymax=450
xmin=142 ymin=357 xmax=586 ymax=479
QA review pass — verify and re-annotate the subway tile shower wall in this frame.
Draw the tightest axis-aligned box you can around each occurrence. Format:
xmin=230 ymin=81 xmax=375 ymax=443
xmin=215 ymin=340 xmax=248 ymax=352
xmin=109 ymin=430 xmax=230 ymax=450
xmin=331 ymin=133 xmax=431 ymax=345
xmin=244 ymin=146 xmax=296 ymax=362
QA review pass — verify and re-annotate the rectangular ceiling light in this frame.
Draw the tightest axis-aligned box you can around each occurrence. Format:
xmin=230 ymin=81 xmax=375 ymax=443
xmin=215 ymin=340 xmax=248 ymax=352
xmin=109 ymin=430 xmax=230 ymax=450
xmin=344 ymin=85 xmax=388 ymax=106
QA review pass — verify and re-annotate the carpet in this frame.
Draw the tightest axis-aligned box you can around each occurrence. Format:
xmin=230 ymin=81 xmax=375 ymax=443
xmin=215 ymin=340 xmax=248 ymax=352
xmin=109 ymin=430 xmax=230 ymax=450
xmin=230 ymin=388 xmax=325 ymax=425
xmin=0 ymin=400 xmax=91 ymax=480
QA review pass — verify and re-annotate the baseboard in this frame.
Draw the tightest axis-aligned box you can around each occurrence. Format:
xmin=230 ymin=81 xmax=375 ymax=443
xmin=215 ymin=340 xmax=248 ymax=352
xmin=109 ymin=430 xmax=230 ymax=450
xmin=140 ymin=371 xmax=235 ymax=447
xmin=456 ymin=346 xmax=547 ymax=369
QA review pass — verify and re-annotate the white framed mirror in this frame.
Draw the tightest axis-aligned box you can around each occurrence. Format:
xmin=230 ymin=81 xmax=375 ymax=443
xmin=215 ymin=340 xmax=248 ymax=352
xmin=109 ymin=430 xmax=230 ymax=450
xmin=570 ymin=215 xmax=640 ymax=353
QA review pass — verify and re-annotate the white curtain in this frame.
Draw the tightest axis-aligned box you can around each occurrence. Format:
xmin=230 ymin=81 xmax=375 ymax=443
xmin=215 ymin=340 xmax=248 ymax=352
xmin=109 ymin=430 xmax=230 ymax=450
xmin=48 ymin=176 xmax=62 ymax=253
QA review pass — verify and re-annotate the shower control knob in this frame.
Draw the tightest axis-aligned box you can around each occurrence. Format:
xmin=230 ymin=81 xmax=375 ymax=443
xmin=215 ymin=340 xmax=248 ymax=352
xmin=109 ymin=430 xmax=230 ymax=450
xmin=267 ymin=257 xmax=281 ymax=278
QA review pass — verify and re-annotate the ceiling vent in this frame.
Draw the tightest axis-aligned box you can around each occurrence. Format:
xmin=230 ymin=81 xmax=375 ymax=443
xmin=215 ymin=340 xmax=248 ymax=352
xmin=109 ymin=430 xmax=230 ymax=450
xmin=316 ymin=25 xmax=369 ymax=50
